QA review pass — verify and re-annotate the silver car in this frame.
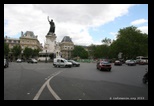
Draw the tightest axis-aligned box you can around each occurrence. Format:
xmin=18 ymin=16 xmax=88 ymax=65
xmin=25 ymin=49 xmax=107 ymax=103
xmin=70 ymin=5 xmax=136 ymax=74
xmin=127 ymin=60 xmax=136 ymax=66
xmin=27 ymin=58 xmax=38 ymax=63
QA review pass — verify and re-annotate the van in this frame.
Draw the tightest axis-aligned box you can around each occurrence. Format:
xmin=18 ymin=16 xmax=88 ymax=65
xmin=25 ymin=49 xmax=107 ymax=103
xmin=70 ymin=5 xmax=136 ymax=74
xmin=53 ymin=58 xmax=72 ymax=68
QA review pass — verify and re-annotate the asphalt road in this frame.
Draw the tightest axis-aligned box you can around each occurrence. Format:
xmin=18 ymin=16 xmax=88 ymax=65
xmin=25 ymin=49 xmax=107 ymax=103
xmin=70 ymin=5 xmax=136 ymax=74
xmin=4 ymin=62 xmax=148 ymax=100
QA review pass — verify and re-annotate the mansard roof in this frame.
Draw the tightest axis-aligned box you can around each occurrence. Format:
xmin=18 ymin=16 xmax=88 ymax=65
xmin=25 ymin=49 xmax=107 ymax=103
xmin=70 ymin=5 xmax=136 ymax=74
xmin=24 ymin=31 xmax=34 ymax=37
xmin=61 ymin=36 xmax=73 ymax=43
xmin=21 ymin=31 xmax=37 ymax=39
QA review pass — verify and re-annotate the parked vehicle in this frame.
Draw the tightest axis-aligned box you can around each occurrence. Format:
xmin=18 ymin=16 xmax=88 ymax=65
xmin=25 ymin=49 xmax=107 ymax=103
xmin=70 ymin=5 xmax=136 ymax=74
xmin=136 ymin=56 xmax=148 ymax=64
xmin=139 ymin=59 xmax=148 ymax=65
xmin=114 ymin=60 xmax=122 ymax=66
xmin=68 ymin=60 xmax=80 ymax=67
xmin=127 ymin=60 xmax=136 ymax=66
xmin=27 ymin=58 xmax=38 ymax=63
xmin=16 ymin=59 xmax=22 ymax=63
xmin=4 ymin=59 xmax=9 ymax=68
xmin=125 ymin=60 xmax=130 ymax=65
xmin=96 ymin=61 xmax=111 ymax=71
xmin=53 ymin=58 xmax=72 ymax=68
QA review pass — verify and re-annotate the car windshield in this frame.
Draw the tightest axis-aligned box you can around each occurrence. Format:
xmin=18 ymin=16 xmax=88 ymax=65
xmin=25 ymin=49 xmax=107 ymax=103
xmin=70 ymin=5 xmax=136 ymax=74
xmin=101 ymin=61 xmax=109 ymax=64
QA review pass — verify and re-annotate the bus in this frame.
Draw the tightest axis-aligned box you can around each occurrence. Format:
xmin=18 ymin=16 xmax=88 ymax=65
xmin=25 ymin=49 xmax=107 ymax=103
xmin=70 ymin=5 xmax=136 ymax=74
xmin=136 ymin=56 xmax=148 ymax=65
xmin=38 ymin=54 xmax=50 ymax=62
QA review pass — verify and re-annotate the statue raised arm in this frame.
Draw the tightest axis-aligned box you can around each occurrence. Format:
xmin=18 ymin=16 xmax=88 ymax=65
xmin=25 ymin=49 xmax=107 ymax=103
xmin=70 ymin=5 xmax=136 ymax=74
xmin=47 ymin=16 xmax=55 ymax=34
xmin=47 ymin=16 xmax=50 ymax=22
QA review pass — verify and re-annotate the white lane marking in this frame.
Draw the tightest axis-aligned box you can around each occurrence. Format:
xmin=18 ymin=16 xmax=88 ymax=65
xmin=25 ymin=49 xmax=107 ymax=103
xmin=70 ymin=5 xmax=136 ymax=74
xmin=47 ymin=77 xmax=61 ymax=100
xmin=33 ymin=70 xmax=63 ymax=100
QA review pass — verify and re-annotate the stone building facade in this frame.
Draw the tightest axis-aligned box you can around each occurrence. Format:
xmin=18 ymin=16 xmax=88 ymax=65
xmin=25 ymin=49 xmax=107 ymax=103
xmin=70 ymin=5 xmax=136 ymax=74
xmin=4 ymin=31 xmax=43 ymax=61
xmin=20 ymin=31 xmax=43 ymax=51
xmin=60 ymin=36 xmax=74 ymax=59
xmin=4 ymin=36 xmax=20 ymax=49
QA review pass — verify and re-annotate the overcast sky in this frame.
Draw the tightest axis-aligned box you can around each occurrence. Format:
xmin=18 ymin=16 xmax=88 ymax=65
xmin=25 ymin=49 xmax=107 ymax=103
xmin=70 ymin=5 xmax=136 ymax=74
xmin=4 ymin=4 xmax=148 ymax=46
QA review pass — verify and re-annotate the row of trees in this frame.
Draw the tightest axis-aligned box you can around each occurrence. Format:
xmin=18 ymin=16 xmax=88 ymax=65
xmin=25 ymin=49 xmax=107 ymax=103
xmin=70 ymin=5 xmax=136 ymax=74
xmin=71 ymin=26 xmax=148 ymax=60
xmin=4 ymin=44 xmax=40 ymax=60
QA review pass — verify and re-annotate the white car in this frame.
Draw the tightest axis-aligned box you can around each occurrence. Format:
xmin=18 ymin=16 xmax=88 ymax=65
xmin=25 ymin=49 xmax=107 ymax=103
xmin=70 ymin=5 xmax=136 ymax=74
xmin=17 ymin=59 xmax=22 ymax=63
xmin=53 ymin=58 xmax=72 ymax=68
xmin=125 ymin=60 xmax=130 ymax=65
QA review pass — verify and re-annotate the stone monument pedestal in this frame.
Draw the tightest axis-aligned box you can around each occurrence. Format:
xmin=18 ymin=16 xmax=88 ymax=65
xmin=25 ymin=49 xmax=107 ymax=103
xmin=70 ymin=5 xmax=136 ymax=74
xmin=44 ymin=33 xmax=57 ymax=54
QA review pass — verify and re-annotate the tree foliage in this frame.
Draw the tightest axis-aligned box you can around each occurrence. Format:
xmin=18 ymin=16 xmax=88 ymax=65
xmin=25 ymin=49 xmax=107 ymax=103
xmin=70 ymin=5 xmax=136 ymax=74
xmin=4 ymin=43 xmax=10 ymax=57
xmin=89 ymin=44 xmax=109 ymax=59
xmin=102 ymin=37 xmax=111 ymax=45
xmin=12 ymin=45 xmax=22 ymax=58
xmin=111 ymin=26 xmax=148 ymax=59
xmin=32 ymin=49 xmax=40 ymax=57
xmin=88 ymin=26 xmax=148 ymax=60
xmin=72 ymin=46 xmax=88 ymax=59
xmin=23 ymin=47 xmax=33 ymax=59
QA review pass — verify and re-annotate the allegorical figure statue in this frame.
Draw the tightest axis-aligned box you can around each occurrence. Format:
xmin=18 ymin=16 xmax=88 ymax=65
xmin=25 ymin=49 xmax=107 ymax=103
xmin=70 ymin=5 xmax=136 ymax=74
xmin=47 ymin=16 xmax=55 ymax=34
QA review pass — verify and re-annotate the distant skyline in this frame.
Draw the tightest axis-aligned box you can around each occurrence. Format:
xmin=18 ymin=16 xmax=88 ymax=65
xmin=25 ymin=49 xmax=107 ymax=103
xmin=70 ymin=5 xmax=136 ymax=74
xmin=4 ymin=4 xmax=148 ymax=46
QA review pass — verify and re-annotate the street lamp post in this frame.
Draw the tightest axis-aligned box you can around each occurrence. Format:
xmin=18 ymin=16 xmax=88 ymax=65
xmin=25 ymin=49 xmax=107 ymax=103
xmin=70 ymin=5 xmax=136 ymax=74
xmin=68 ymin=47 xmax=69 ymax=60
xmin=45 ymin=50 xmax=47 ymax=63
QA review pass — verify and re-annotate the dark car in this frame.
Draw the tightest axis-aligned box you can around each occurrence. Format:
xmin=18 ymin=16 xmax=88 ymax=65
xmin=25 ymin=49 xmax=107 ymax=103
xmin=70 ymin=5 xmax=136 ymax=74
xmin=114 ymin=60 xmax=122 ymax=66
xmin=27 ymin=58 xmax=38 ymax=63
xmin=96 ymin=61 xmax=111 ymax=71
xmin=68 ymin=60 xmax=80 ymax=67
xmin=4 ymin=59 xmax=9 ymax=68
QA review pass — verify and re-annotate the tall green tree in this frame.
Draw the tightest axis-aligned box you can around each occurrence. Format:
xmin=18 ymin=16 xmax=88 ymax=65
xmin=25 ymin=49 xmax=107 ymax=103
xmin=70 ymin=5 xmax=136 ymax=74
xmin=32 ymin=49 xmax=40 ymax=58
xmin=12 ymin=45 xmax=22 ymax=59
xmin=102 ymin=37 xmax=111 ymax=46
xmin=88 ymin=44 xmax=96 ymax=59
xmin=23 ymin=47 xmax=33 ymax=59
xmin=4 ymin=43 xmax=10 ymax=57
xmin=111 ymin=26 xmax=148 ymax=59
xmin=72 ymin=46 xmax=88 ymax=59
xmin=88 ymin=44 xmax=110 ymax=59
